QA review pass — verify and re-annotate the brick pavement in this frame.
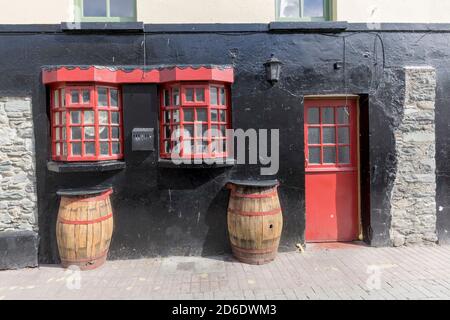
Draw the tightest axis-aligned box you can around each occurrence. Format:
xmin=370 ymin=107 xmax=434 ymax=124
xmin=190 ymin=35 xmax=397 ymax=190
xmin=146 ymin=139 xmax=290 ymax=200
xmin=1 ymin=243 xmax=450 ymax=300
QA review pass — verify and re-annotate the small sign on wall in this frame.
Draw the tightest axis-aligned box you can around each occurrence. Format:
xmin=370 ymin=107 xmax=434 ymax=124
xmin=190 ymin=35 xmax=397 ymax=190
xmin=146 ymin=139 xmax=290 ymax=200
xmin=132 ymin=128 xmax=154 ymax=151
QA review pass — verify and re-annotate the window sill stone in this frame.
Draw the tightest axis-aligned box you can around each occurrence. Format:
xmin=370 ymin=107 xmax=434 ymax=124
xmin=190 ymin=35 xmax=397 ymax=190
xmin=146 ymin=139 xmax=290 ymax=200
xmin=47 ymin=160 xmax=126 ymax=173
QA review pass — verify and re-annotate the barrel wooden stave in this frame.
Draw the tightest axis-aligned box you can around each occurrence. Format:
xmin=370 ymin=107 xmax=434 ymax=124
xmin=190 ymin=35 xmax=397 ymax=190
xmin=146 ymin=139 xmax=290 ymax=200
xmin=56 ymin=190 xmax=114 ymax=270
xmin=227 ymin=185 xmax=283 ymax=265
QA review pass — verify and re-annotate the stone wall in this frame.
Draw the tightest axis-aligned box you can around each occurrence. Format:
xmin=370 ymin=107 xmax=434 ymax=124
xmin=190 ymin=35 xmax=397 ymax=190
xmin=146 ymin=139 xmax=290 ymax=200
xmin=390 ymin=67 xmax=437 ymax=246
xmin=0 ymin=97 xmax=38 ymax=269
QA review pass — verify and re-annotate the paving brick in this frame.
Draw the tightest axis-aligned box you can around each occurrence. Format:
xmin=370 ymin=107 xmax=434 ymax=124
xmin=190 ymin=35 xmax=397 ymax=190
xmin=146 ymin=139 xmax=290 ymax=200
xmin=1 ymin=246 xmax=450 ymax=300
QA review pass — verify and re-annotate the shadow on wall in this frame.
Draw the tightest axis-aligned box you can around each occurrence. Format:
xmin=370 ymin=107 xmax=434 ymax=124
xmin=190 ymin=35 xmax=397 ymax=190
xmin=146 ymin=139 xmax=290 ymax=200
xmin=202 ymin=186 xmax=232 ymax=256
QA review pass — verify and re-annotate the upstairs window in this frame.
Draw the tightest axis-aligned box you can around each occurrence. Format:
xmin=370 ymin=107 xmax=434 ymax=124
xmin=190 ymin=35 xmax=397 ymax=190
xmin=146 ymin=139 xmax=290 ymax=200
xmin=276 ymin=0 xmax=332 ymax=21
xmin=51 ymin=85 xmax=123 ymax=161
xmin=75 ymin=0 xmax=137 ymax=22
xmin=160 ymin=83 xmax=231 ymax=160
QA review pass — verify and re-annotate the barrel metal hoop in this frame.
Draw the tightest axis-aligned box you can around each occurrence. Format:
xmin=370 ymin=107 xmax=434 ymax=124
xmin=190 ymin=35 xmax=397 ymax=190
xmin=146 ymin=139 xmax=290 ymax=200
xmin=231 ymin=244 xmax=280 ymax=254
xmin=58 ymin=213 xmax=113 ymax=225
xmin=231 ymin=188 xmax=278 ymax=199
xmin=61 ymin=249 xmax=108 ymax=263
xmin=227 ymin=208 xmax=282 ymax=217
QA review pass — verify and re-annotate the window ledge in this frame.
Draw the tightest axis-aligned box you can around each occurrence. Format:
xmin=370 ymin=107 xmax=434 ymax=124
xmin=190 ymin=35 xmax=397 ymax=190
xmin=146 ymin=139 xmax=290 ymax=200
xmin=61 ymin=22 xmax=144 ymax=33
xmin=158 ymin=158 xmax=236 ymax=169
xmin=269 ymin=21 xmax=348 ymax=33
xmin=47 ymin=160 xmax=126 ymax=173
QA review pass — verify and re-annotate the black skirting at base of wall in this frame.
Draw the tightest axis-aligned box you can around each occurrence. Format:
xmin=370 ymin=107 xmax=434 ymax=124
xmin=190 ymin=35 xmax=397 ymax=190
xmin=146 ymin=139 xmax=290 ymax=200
xmin=0 ymin=231 xmax=39 ymax=270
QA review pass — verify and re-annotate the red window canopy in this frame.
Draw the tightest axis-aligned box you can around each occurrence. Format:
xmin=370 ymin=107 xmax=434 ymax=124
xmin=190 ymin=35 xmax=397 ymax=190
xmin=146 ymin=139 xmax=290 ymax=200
xmin=42 ymin=65 xmax=234 ymax=85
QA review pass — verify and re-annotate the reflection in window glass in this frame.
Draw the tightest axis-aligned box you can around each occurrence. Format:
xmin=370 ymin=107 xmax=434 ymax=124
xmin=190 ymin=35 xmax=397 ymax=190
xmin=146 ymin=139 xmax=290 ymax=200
xmin=84 ymin=127 xmax=95 ymax=140
xmin=210 ymin=87 xmax=218 ymax=105
xmin=70 ymin=111 xmax=81 ymax=124
xmin=99 ymin=127 xmax=109 ymax=140
xmin=84 ymin=111 xmax=95 ymax=125
xmin=99 ymin=111 xmax=108 ymax=124
xmin=163 ymin=126 xmax=170 ymax=139
xmin=164 ymin=90 xmax=170 ymax=106
xmin=184 ymin=109 xmax=194 ymax=122
xmin=82 ymin=90 xmax=90 ymax=103
xmin=110 ymin=89 xmax=118 ymax=107
xmin=196 ymin=88 xmax=205 ymax=101
xmin=54 ymin=113 xmax=60 ymax=125
xmin=323 ymin=146 xmax=336 ymax=163
xmin=110 ymin=0 xmax=135 ymax=17
xmin=71 ymin=91 xmax=79 ymax=104
xmin=112 ymin=142 xmax=120 ymax=154
xmin=339 ymin=146 xmax=350 ymax=164
xmin=322 ymin=107 xmax=334 ymax=124
xmin=71 ymin=143 xmax=82 ymax=156
xmin=279 ymin=0 xmax=300 ymax=18
xmin=322 ymin=127 xmax=335 ymax=144
xmin=219 ymin=110 xmax=226 ymax=122
xmin=186 ymin=89 xmax=194 ymax=102
xmin=309 ymin=147 xmax=321 ymax=164
xmin=337 ymin=107 xmax=349 ymax=124
xmin=85 ymin=142 xmax=95 ymax=155
xmin=211 ymin=110 xmax=218 ymax=122
xmin=304 ymin=0 xmax=324 ymax=18
xmin=98 ymin=88 xmax=108 ymax=106
xmin=338 ymin=127 xmax=350 ymax=144
xmin=308 ymin=108 xmax=319 ymax=124
xmin=111 ymin=112 xmax=120 ymax=124
xmin=71 ymin=127 xmax=82 ymax=140
xmin=197 ymin=109 xmax=207 ymax=122
xmin=100 ymin=142 xmax=109 ymax=155
xmin=220 ymin=88 xmax=226 ymax=105
xmin=112 ymin=127 xmax=120 ymax=139
xmin=173 ymin=110 xmax=180 ymax=123
xmin=173 ymin=88 xmax=180 ymax=106
xmin=61 ymin=89 xmax=65 ymax=106
xmin=308 ymin=128 xmax=320 ymax=144
xmin=54 ymin=90 xmax=59 ymax=107
xmin=84 ymin=0 xmax=107 ymax=17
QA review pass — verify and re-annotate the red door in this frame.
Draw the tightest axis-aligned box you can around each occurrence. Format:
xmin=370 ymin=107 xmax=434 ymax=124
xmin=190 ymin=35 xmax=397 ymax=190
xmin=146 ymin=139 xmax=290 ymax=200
xmin=304 ymin=98 xmax=359 ymax=242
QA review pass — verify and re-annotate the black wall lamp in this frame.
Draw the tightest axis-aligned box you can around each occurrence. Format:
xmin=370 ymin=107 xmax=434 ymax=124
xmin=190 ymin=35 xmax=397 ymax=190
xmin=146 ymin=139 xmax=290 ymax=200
xmin=264 ymin=54 xmax=283 ymax=85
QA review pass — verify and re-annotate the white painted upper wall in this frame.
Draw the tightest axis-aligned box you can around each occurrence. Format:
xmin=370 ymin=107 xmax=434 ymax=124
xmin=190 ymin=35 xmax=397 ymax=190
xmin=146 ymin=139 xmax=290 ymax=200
xmin=0 ymin=0 xmax=72 ymax=24
xmin=336 ymin=0 xmax=450 ymax=23
xmin=137 ymin=0 xmax=274 ymax=23
xmin=0 ymin=0 xmax=449 ymax=24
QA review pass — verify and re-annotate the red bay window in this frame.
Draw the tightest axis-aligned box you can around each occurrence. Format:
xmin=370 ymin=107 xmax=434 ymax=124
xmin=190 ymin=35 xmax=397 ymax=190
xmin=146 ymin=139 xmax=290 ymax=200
xmin=51 ymin=84 xmax=123 ymax=161
xmin=160 ymin=82 xmax=230 ymax=160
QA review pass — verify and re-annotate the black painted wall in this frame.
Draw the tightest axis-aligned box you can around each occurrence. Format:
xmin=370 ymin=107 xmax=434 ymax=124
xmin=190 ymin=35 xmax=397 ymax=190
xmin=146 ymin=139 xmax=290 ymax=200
xmin=0 ymin=24 xmax=449 ymax=263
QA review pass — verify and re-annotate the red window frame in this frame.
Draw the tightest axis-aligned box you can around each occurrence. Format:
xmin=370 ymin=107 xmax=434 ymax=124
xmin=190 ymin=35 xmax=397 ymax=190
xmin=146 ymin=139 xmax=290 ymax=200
xmin=159 ymin=82 xmax=231 ymax=159
xmin=304 ymin=99 xmax=357 ymax=172
xmin=50 ymin=83 xmax=124 ymax=162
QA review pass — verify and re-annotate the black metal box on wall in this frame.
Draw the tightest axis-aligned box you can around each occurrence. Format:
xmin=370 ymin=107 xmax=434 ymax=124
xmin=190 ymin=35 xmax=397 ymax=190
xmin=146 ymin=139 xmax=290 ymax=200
xmin=132 ymin=128 xmax=155 ymax=151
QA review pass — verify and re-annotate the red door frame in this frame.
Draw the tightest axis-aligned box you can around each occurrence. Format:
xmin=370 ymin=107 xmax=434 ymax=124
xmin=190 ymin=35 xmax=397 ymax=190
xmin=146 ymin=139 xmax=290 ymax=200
xmin=304 ymin=96 xmax=361 ymax=242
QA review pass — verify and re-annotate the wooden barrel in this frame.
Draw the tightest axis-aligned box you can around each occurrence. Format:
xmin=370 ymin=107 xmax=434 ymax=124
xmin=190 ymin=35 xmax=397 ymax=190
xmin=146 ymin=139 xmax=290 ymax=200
xmin=56 ymin=188 xmax=114 ymax=270
xmin=227 ymin=181 xmax=283 ymax=265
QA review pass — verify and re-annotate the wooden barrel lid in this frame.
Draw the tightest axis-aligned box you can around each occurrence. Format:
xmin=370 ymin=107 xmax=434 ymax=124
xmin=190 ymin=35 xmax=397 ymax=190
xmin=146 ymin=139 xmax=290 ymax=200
xmin=57 ymin=186 xmax=113 ymax=197
xmin=227 ymin=179 xmax=279 ymax=188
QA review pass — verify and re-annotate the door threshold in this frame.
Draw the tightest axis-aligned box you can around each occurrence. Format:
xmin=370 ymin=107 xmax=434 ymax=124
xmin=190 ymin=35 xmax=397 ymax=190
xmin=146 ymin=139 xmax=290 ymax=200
xmin=306 ymin=241 xmax=368 ymax=251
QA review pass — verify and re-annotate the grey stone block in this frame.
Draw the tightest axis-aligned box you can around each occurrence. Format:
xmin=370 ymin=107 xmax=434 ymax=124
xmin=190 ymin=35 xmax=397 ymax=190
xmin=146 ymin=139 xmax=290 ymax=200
xmin=0 ymin=230 xmax=38 ymax=270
